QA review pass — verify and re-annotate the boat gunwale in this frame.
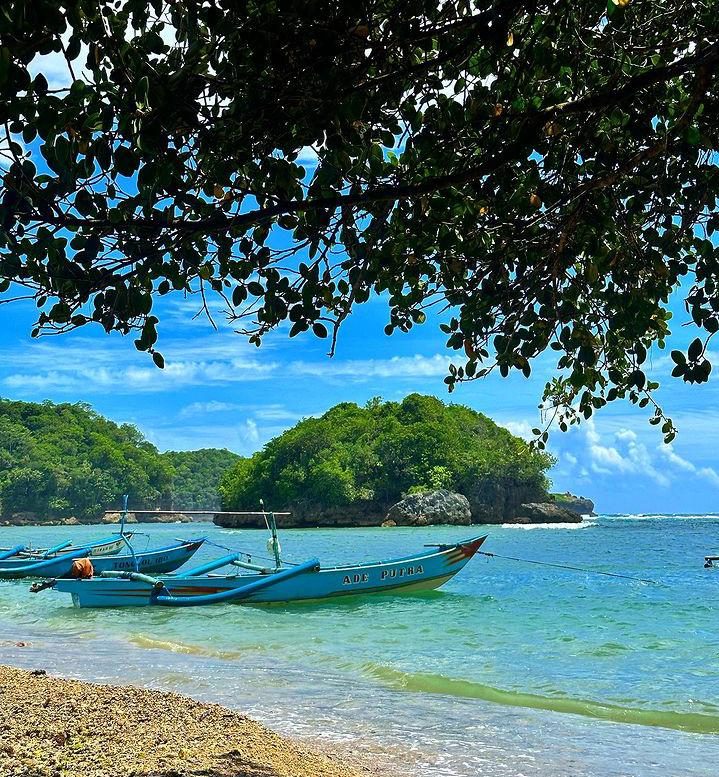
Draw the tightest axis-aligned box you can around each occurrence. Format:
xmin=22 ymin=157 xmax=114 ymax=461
xmin=61 ymin=535 xmax=485 ymax=585
xmin=253 ymin=534 xmax=488 ymax=574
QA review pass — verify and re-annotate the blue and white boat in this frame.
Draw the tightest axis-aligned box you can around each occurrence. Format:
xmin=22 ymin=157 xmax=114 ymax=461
xmin=0 ymin=533 xmax=134 ymax=568
xmin=2 ymin=538 xmax=205 ymax=580
xmin=41 ymin=536 xmax=487 ymax=607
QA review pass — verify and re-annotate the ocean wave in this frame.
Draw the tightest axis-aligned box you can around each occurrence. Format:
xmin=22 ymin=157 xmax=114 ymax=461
xmin=363 ymin=664 xmax=719 ymax=735
xmin=601 ymin=513 xmax=719 ymax=520
xmin=499 ymin=520 xmax=597 ymax=530
xmin=128 ymin=634 xmax=250 ymax=660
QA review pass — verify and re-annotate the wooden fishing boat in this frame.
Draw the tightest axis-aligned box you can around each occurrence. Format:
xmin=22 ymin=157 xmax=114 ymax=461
xmin=0 ymin=533 xmax=134 ymax=566
xmin=1 ymin=538 xmax=205 ymax=580
xmin=40 ymin=535 xmax=487 ymax=607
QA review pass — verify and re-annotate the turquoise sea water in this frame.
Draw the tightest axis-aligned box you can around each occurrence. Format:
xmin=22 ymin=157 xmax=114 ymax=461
xmin=1 ymin=516 xmax=718 ymax=776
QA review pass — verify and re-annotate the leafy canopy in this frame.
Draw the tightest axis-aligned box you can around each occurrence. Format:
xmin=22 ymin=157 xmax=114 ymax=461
xmin=2 ymin=2 xmax=719 ymax=441
xmin=219 ymin=394 xmax=554 ymax=510
xmin=0 ymin=398 xmax=173 ymax=519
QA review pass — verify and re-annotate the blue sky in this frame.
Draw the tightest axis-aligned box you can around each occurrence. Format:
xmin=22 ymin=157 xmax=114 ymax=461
xmin=3 ymin=46 xmax=719 ymax=515
xmin=2 ymin=277 xmax=719 ymax=515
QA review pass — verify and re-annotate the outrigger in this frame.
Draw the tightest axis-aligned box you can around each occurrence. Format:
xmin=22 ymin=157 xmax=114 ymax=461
xmin=32 ymin=507 xmax=487 ymax=608
xmin=2 ymin=497 xmax=204 ymax=580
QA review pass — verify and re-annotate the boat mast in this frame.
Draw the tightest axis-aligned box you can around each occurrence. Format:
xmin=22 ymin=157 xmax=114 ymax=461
xmin=119 ymin=494 xmax=139 ymax=572
xmin=260 ymin=499 xmax=282 ymax=569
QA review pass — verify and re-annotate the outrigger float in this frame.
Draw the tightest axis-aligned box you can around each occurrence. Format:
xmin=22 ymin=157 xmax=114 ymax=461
xmin=32 ymin=507 xmax=487 ymax=607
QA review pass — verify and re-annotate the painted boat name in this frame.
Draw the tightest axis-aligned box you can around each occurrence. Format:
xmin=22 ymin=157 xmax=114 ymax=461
xmin=342 ymin=564 xmax=424 ymax=586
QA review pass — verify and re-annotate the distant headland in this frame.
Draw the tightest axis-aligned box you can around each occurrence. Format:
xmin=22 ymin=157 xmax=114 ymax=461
xmin=216 ymin=395 xmax=594 ymax=528
xmin=0 ymin=396 xmax=593 ymax=528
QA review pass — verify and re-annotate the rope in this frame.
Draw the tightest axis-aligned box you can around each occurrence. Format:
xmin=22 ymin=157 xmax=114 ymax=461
xmin=478 ymin=551 xmax=659 ymax=585
xmin=202 ymin=538 xmax=295 ymax=566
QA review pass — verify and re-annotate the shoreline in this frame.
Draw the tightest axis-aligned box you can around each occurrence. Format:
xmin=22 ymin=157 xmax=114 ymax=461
xmin=0 ymin=665 xmax=371 ymax=777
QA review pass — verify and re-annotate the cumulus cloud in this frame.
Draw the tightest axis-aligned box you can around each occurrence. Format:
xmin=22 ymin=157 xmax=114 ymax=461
xmin=560 ymin=419 xmax=719 ymax=491
xmin=240 ymin=418 xmax=260 ymax=445
xmin=501 ymin=419 xmax=535 ymax=440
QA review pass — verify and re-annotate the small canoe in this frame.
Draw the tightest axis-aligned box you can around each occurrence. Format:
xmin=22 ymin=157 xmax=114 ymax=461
xmin=0 ymin=533 xmax=135 ymax=566
xmin=0 ymin=539 xmax=205 ymax=580
xmin=45 ymin=536 xmax=487 ymax=608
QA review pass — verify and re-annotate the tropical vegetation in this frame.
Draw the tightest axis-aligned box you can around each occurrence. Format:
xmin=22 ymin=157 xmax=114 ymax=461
xmin=162 ymin=448 xmax=240 ymax=511
xmin=220 ymin=394 xmax=553 ymax=512
xmin=0 ymin=398 xmax=236 ymax=520
xmin=1 ymin=2 xmax=717 ymax=444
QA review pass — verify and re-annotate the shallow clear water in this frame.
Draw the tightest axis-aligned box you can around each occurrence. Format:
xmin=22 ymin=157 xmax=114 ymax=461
xmin=1 ymin=517 xmax=718 ymax=775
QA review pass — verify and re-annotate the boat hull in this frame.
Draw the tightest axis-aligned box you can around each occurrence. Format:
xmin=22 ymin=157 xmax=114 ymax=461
xmin=1 ymin=540 xmax=204 ymax=580
xmin=53 ymin=536 xmax=487 ymax=607
xmin=0 ymin=534 xmax=134 ymax=569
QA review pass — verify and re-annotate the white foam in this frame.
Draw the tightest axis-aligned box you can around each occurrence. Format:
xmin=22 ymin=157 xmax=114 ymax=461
xmin=499 ymin=520 xmax=597 ymax=530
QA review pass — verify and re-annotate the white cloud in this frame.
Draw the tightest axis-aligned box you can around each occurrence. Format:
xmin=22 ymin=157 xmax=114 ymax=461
xmin=559 ymin=420 xmax=719 ymax=491
xmin=698 ymin=467 xmax=719 ymax=487
xmin=240 ymin=418 xmax=260 ymax=445
xmin=658 ymin=444 xmax=719 ymax=487
xmin=2 ymin=339 xmax=460 ymax=395
xmin=290 ymin=354 xmax=461 ymax=380
xmin=501 ymin=419 xmax=534 ymax=441
xmin=179 ymin=400 xmax=240 ymax=418
xmin=252 ymin=404 xmax=303 ymax=421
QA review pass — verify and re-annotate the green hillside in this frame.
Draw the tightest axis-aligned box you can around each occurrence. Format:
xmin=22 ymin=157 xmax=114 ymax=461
xmin=220 ymin=394 xmax=554 ymax=517
xmin=162 ymin=449 xmax=241 ymax=511
xmin=0 ymin=399 xmax=237 ymax=521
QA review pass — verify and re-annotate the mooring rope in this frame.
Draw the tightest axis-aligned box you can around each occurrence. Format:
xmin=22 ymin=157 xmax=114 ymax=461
xmin=478 ymin=551 xmax=659 ymax=585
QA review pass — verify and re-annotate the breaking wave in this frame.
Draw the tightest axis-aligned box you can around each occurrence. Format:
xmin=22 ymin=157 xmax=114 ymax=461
xmin=363 ymin=664 xmax=719 ymax=735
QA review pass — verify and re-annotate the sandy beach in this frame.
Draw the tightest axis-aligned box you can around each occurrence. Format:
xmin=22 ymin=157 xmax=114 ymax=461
xmin=0 ymin=665 xmax=364 ymax=777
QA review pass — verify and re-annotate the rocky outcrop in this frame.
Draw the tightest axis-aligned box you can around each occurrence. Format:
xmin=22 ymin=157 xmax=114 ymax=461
xmin=461 ymin=479 xmax=548 ymax=523
xmin=102 ymin=511 xmax=193 ymax=524
xmin=511 ymin=502 xmax=582 ymax=524
xmin=214 ymin=489 xmax=593 ymax=529
xmin=551 ymin=493 xmax=595 ymax=516
xmin=1 ymin=510 xmax=196 ymax=526
xmin=385 ymin=490 xmax=472 ymax=526
xmin=213 ymin=501 xmax=389 ymax=529
xmin=0 ymin=513 xmax=81 ymax=527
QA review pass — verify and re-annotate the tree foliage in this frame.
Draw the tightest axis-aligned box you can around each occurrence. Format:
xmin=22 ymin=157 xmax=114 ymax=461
xmin=0 ymin=398 xmax=237 ymax=519
xmin=2 ymin=2 xmax=719 ymax=440
xmin=0 ymin=398 xmax=173 ymax=519
xmin=219 ymin=394 xmax=554 ymax=511
xmin=162 ymin=448 xmax=240 ymax=510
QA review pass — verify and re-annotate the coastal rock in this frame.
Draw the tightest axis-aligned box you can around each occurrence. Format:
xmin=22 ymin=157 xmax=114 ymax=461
xmin=214 ymin=501 xmax=389 ymax=529
xmin=552 ymin=492 xmax=596 ymax=516
xmin=512 ymin=502 xmax=582 ymax=524
xmin=462 ymin=479 xmax=547 ymax=523
xmin=385 ymin=490 xmax=472 ymax=526
xmin=102 ymin=511 xmax=192 ymax=524
xmin=0 ymin=513 xmax=83 ymax=526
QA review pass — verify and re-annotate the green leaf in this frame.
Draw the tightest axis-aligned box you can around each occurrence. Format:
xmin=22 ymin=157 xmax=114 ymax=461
xmin=670 ymin=350 xmax=685 ymax=365
xmin=688 ymin=337 xmax=703 ymax=361
xmin=114 ymin=146 xmax=138 ymax=177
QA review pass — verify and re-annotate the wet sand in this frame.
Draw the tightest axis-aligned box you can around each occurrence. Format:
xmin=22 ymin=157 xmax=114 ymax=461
xmin=0 ymin=665 xmax=366 ymax=776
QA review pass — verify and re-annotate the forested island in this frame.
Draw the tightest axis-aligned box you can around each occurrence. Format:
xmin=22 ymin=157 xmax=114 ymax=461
xmin=0 ymin=396 xmax=591 ymax=526
xmin=0 ymin=398 xmax=237 ymax=524
xmin=219 ymin=395 xmax=591 ymax=526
